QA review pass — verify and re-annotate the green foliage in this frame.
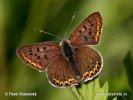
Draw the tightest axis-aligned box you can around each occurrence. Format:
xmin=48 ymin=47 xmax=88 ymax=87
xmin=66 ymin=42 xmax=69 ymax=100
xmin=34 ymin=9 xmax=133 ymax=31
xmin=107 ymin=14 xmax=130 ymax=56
xmin=72 ymin=77 xmax=108 ymax=100
xmin=123 ymin=52 xmax=133 ymax=91
xmin=123 ymin=52 xmax=133 ymax=99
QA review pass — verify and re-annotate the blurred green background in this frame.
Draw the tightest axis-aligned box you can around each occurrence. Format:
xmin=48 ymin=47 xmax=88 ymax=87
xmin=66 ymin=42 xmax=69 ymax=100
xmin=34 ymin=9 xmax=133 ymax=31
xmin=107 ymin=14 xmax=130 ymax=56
xmin=0 ymin=0 xmax=133 ymax=100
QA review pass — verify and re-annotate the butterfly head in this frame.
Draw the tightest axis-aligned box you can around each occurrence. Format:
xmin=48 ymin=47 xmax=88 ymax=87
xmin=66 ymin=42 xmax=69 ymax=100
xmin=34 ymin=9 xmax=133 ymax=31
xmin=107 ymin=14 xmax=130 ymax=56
xmin=59 ymin=39 xmax=74 ymax=57
xmin=59 ymin=39 xmax=71 ymax=48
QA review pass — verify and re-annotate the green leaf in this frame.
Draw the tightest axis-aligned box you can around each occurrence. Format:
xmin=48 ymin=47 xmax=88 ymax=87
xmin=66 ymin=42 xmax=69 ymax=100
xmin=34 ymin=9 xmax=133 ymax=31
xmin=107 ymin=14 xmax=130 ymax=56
xmin=72 ymin=77 xmax=108 ymax=100
xmin=123 ymin=52 xmax=133 ymax=91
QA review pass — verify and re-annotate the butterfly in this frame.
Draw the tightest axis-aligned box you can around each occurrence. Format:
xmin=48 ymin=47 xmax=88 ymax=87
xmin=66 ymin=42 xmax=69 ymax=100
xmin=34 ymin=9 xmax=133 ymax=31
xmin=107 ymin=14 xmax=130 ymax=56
xmin=16 ymin=12 xmax=103 ymax=88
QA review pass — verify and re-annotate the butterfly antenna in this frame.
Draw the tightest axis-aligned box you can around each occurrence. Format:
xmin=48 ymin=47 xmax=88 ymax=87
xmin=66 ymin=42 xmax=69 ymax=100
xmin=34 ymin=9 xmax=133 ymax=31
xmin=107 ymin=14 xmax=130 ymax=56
xmin=64 ymin=12 xmax=77 ymax=39
xmin=35 ymin=28 xmax=62 ymax=40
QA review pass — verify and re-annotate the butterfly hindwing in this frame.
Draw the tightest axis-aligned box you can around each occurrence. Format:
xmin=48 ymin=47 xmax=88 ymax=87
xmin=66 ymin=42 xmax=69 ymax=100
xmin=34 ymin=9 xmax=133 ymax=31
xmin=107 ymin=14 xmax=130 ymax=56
xmin=17 ymin=41 xmax=60 ymax=71
xmin=74 ymin=45 xmax=103 ymax=82
xmin=70 ymin=12 xmax=102 ymax=46
xmin=47 ymin=55 xmax=78 ymax=87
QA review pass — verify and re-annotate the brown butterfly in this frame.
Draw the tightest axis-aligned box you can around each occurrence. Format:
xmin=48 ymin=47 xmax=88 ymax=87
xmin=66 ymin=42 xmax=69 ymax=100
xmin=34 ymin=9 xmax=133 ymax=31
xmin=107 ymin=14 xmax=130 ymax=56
xmin=16 ymin=12 xmax=103 ymax=88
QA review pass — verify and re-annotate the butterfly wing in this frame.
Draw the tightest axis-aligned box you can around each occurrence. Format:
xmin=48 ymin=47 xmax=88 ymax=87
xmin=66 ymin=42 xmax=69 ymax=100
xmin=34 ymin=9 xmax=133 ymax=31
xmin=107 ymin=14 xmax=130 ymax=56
xmin=74 ymin=46 xmax=103 ymax=82
xmin=47 ymin=55 xmax=78 ymax=88
xmin=16 ymin=41 xmax=60 ymax=71
xmin=70 ymin=12 xmax=102 ymax=45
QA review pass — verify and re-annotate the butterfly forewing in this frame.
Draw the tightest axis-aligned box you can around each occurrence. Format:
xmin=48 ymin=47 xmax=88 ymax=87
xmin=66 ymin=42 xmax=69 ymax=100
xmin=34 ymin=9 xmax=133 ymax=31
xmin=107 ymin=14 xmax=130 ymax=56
xmin=17 ymin=42 xmax=60 ymax=71
xmin=74 ymin=46 xmax=103 ymax=82
xmin=47 ymin=55 xmax=78 ymax=87
xmin=70 ymin=12 xmax=102 ymax=45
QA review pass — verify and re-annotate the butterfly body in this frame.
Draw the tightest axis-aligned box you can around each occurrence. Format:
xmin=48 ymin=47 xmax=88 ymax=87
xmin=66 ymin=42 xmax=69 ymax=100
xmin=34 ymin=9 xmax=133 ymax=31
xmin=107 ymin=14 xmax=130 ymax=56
xmin=17 ymin=12 xmax=103 ymax=88
xmin=60 ymin=39 xmax=81 ymax=79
